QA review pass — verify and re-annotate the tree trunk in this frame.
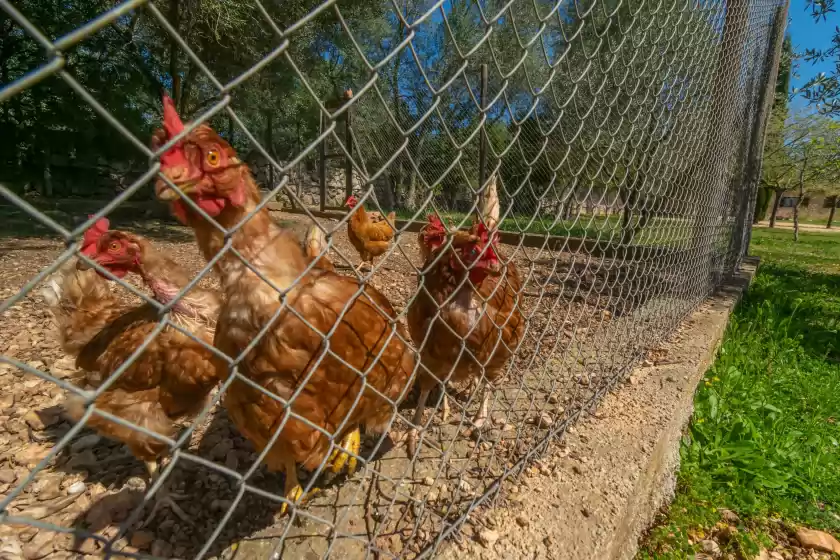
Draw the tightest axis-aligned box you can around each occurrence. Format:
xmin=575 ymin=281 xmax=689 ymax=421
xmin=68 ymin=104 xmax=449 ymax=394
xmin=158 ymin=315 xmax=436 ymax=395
xmin=769 ymin=189 xmax=782 ymax=228
xmin=794 ymin=159 xmax=807 ymax=243
xmin=168 ymin=0 xmax=181 ymax=104
xmin=266 ymin=111 xmax=274 ymax=189
xmin=828 ymin=198 xmax=836 ymax=229
xmin=43 ymin=148 xmax=52 ymax=198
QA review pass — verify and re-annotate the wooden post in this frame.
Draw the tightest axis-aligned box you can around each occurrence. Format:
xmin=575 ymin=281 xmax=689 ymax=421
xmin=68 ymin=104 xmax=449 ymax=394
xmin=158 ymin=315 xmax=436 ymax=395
xmin=319 ymin=111 xmax=326 ymax=212
xmin=478 ymin=64 xmax=488 ymax=194
xmin=344 ymin=90 xmax=354 ymax=201
xmin=266 ymin=111 xmax=274 ymax=189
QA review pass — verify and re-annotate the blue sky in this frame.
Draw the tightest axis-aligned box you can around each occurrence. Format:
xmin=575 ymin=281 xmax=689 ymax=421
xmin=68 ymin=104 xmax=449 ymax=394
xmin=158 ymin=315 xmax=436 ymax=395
xmin=786 ymin=0 xmax=837 ymax=110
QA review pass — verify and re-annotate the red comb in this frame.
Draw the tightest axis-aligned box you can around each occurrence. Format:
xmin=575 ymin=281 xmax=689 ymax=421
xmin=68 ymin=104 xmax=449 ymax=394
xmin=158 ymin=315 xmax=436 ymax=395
xmin=426 ymin=214 xmax=445 ymax=230
xmin=160 ymin=93 xmax=189 ymax=168
xmin=81 ymin=215 xmax=109 ymax=256
xmin=162 ymin=94 xmax=184 ymax=138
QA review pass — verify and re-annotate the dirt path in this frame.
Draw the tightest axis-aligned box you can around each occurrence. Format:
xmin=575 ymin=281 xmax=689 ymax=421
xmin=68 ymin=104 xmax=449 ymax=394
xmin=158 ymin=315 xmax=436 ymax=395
xmin=755 ymin=221 xmax=840 ymax=233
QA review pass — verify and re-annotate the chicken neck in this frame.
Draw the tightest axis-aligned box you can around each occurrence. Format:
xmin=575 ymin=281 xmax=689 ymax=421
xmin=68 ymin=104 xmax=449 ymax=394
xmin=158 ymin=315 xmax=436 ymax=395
xmin=133 ymin=241 xmax=220 ymax=326
xmin=186 ymin=175 xmax=309 ymax=295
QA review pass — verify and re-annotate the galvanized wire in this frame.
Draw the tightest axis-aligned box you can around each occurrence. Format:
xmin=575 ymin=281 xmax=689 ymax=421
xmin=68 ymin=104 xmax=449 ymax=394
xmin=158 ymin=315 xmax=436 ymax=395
xmin=0 ymin=0 xmax=786 ymax=558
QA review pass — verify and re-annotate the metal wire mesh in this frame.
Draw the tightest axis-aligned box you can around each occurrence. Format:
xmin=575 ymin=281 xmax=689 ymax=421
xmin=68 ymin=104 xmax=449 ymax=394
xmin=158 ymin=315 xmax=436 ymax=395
xmin=0 ymin=0 xmax=787 ymax=558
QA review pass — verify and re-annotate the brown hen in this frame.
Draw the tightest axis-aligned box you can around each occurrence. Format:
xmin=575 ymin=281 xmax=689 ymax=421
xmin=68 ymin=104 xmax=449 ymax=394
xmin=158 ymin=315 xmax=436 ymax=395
xmin=152 ymin=95 xmax=414 ymax=514
xmin=344 ymin=195 xmax=396 ymax=272
xmin=42 ymin=217 xmax=220 ymax=525
xmin=406 ymin=184 xmax=525 ymax=456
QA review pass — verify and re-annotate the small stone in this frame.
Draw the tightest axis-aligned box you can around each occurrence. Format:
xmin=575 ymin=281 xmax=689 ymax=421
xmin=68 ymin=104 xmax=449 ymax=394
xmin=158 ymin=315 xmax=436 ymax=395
xmin=796 ymin=528 xmax=840 ymax=554
xmin=129 ymin=531 xmax=154 ymax=550
xmin=423 ymin=477 xmax=435 ymax=486
xmin=209 ymin=440 xmax=233 ymax=461
xmin=123 ymin=476 xmax=147 ymax=493
xmin=150 ymin=540 xmax=171 ymax=557
xmin=0 ymin=394 xmax=14 ymax=411
xmin=73 ymin=538 xmax=98 ymax=555
xmin=65 ymin=450 xmax=96 ymax=469
xmin=69 ymin=435 xmax=101 ymax=453
xmin=224 ymin=451 xmax=239 ymax=471
xmin=755 ymin=550 xmax=770 ymax=560
xmin=515 ymin=515 xmax=529 ymax=527
xmin=387 ymin=534 xmax=403 ymax=554
xmin=0 ymin=469 xmax=16 ymax=484
xmin=581 ymin=507 xmax=591 ymax=518
xmin=0 ymin=537 xmax=23 ymax=560
xmin=547 ymin=394 xmax=559 ymax=404
xmin=23 ymin=412 xmax=50 ymax=431
xmin=49 ymin=357 xmax=76 ymax=378
xmin=527 ymin=412 xmax=553 ymax=427
xmin=25 ymin=361 xmax=45 ymax=373
xmin=22 ymin=532 xmax=53 ymax=560
xmin=572 ymin=465 xmax=583 ymax=475
xmin=37 ymin=478 xmax=62 ymax=501
xmin=699 ymin=539 xmax=721 ymax=556
xmin=643 ymin=359 xmax=654 ymax=367
xmin=458 ymin=480 xmax=473 ymax=494
xmin=477 ymin=530 xmax=499 ymax=547
xmin=210 ymin=499 xmax=232 ymax=512
xmin=629 ymin=375 xmax=640 ymax=385
xmin=15 ymin=445 xmax=50 ymax=468
xmin=666 ymin=375 xmax=676 ymax=382
xmin=66 ymin=482 xmax=85 ymax=495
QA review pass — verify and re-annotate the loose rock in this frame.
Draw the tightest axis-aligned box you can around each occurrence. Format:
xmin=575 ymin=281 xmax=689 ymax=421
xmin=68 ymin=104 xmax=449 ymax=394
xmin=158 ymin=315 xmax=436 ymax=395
xmin=129 ymin=531 xmax=154 ymax=550
xmin=477 ymin=530 xmax=499 ymax=547
xmin=69 ymin=435 xmax=100 ymax=453
xmin=796 ymin=528 xmax=840 ymax=554
xmin=699 ymin=539 xmax=720 ymax=556
xmin=22 ymin=532 xmax=53 ymax=560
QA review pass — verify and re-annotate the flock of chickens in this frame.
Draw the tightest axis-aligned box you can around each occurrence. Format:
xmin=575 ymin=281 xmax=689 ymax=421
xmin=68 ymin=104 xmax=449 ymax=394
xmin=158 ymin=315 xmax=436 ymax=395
xmin=37 ymin=94 xmax=525 ymax=526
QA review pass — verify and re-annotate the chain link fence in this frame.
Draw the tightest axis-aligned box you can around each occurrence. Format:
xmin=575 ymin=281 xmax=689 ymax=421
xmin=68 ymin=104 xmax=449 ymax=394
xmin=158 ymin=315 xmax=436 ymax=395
xmin=0 ymin=0 xmax=786 ymax=558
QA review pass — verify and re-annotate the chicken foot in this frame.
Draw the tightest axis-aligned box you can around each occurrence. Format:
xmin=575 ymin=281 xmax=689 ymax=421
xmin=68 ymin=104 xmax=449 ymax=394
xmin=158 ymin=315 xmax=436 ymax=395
xmin=406 ymin=388 xmax=430 ymax=457
xmin=469 ymin=381 xmax=491 ymax=431
xmin=328 ymin=428 xmax=361 ymax=475
xmin=279 ymin=455 xmax=320 ymax=516
xmin=354 ymin=260 xmax=373 ymax=273
xmin=140 ymin=460 xmax=194 ymax=528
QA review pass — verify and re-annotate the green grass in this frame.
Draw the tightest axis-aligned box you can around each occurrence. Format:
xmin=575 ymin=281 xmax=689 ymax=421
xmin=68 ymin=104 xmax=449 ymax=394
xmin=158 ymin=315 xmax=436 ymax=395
xmin=638 ymin=227 xmax=840 ymax=558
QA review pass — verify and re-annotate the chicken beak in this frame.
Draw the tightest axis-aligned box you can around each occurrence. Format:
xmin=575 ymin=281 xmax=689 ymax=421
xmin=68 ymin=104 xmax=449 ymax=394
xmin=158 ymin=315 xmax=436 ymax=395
xmin=156 ymin=179 xmax=197 ymax=201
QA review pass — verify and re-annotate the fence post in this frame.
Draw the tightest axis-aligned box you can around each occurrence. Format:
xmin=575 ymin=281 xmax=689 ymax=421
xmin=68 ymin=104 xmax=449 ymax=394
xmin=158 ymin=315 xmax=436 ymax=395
xmin=345 ymin=101 xmax=354 ymax=202
xmin=319 ymin=111 xmax=326 ymax=212
xmin=741 ymin=2 xmax=790 ymax=261
xmin=478 ymin=63 xmax=488 ymax=196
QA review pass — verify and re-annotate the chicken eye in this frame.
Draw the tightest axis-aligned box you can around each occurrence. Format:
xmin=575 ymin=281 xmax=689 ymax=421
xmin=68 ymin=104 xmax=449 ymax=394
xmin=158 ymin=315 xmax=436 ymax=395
xmin=108 ymin=242 xmax=120 ymax=252
xmin=206 ymin=149 xmax=220 ymax=166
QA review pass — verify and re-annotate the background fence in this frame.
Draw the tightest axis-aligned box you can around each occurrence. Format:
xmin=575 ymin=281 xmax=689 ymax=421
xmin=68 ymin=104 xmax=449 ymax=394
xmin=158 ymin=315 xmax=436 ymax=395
xmin=0 ymin=0 xmax=787 ymax=558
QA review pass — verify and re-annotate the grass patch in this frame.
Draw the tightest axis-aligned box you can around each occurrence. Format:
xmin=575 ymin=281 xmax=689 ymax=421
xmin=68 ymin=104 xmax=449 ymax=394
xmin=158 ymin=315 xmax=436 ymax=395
xmin=638 ymin=227 xmax=840 ymax=558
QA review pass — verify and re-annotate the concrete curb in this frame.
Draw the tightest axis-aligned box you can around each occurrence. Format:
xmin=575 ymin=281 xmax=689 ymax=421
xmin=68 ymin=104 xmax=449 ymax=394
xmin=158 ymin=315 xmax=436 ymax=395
xmin=440 ymin=259 xmax=759 ymax=560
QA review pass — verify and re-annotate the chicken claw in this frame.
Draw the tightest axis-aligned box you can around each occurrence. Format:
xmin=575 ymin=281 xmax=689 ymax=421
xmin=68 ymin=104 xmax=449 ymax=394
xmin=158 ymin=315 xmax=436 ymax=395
xmin=279 ymin=456 xmax=320 ymax=516
xmin=469 ymin=383 xmax=491 ymax=431
xmin=140 ymin=460 xmax=194 ymax=528
xmin=329 ymin=428 xmax=361 ymax=475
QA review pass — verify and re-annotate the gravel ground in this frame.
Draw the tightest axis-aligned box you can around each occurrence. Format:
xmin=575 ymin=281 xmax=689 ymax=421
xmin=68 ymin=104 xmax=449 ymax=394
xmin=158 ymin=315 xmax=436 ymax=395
xmin=0 ymin=207 xmax=702 ymax=559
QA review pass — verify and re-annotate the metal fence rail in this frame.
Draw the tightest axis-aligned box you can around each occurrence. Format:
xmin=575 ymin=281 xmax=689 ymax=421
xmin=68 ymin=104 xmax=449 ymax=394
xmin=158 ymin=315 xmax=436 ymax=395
xmin=0 ymin=0 xmax=787 ymax=558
